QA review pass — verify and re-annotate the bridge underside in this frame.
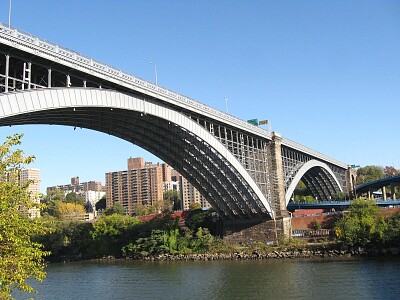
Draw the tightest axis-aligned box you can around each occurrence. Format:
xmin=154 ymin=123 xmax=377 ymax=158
xmin=0 ymin=88 xmax=274 ymax=221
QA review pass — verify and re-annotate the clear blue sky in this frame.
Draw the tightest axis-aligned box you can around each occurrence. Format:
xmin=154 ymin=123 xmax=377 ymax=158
xmin=0 ymin=1 xmax=399 ymax=192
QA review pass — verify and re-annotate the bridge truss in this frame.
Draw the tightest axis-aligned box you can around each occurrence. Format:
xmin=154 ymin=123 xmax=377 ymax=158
xmin=0 ymin=24 xmax=350 ymax=221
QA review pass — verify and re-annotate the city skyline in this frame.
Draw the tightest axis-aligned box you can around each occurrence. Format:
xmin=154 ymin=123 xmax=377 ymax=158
xmin=0 ymin=1 xmax=399 ymax=193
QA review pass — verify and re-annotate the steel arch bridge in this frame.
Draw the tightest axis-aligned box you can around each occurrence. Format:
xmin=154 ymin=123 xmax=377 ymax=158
xmin=0 ymin=23 xmax=351 ymax=222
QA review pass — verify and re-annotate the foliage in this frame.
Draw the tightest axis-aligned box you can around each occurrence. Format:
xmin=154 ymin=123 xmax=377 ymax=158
xmin=383 ymin=212 xmax=400 ymax=246
xmin=293 ymin=180 xmax=313 ymax=198
xmin=185 ymin=209 xmax=218 ymax=235
xmin=310 ymin=220 xmax=322 ymax=230
xmin=332 ymin=192 xmax=348 ymax=200
xmin=356 ymin=165 xmax=384 ymax=185
xmin=122 ymin=227 xmax=215 ymax=257
xmin=293 ymin=195 xmax=317 ymax=203
xmin=91 ymin=213 xmax=141 ymax=257
xmin=334 ymin=198 xmax=387 ymax=248
xmin=65 ymin=192 xmax=85 ymax=206
xmin=54 ymin=202 xmax=86 ymax=220
xmin=189 ymin=202 xmax=201 ymax=210
xmin=0 ymin=134 xmax=51 ymax=298
xmin=163 ymin=190 xmax=181 ymax=211
xmin=103 ymin=202 xmax=125 ymax=216
xmin=383 ymin=166 xmax=399 ymax=177
xmin=42 ymin=189 xmax=65 ymax=216
xmin=33 ymin=217 xmax=94 ymax=261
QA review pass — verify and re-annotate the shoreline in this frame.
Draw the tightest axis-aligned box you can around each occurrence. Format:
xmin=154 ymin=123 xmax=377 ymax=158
xmin=53 ymin=246 xmax=400 ymax=263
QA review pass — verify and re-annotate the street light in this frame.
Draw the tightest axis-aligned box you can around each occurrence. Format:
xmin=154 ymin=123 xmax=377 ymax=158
xmin=224 ymin=96 xmax=228 ymax=113
xmin=149 ymin=61 xmax=158 ymax=86
xmin=8 ymin=0 xmax=12 ymax=29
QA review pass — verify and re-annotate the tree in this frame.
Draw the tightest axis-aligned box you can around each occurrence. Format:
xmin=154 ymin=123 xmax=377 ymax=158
xmin=0 ymin=134 xmax=51 ymax=298
xmin=91 ymin=213 xmax=141 ymax=256
xmin=65 ymin=192 xmax=85 ymax=206
xmin=189 ymin=202 xmax=201 ymax=210
xmin=163 ymin=190 xmax=181 ymax=211
xmin=356 ymin=166 xmax=384 ymax=185
xmin=334 ymin=198 xmax=386 ymax=248
xmin=54 ymin=202 xmax=86 ymax=220
xmin=383 ymin=166 xmax=399 ymax=177
xmin=42 ymin=189 xmax=65 ymax=216
xmin=104 ymin=202 xmax=126 ymax=216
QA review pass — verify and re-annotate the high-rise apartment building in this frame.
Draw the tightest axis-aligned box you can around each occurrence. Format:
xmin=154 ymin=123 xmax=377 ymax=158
xmin=106 ymin=158 xmax=164 ymax=215
xmin=179 ymin=176 xmax=211 ymax=210
xmin=20 ymin=168 xmax=41 ymax=218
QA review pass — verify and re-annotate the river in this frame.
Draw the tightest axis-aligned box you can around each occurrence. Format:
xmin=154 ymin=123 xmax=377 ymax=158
xmin=14 ymin=257 xmax=400 ymax=300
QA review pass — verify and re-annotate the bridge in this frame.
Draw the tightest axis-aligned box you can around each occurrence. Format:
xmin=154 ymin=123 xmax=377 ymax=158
xmin=287 ymin=199 xmax=400 ymax=211
xmin=356 ymin=175 xmax=400 ymax=200
xmin=0 ymin=24 xmax=353 ymax=241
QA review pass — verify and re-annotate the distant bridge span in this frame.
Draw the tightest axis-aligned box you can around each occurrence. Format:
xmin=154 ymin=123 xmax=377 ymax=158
xmin=0 ymin=23 xmax=352 ymax=224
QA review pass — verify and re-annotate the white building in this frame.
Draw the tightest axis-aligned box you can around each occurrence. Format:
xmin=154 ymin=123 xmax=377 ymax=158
xmin=163 ymin=181 xmax=180 ymax=193
xmin=83 ymin=190 xmax=106 ymax=212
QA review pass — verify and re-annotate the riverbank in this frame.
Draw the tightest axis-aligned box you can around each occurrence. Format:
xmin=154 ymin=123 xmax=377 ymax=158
xmin=97 ymin=245 xmax=400 ymax=262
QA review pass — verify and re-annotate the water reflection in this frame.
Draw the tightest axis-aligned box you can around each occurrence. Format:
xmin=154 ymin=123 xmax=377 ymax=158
xmin=14 ymin=257 xmax=400 ymax=300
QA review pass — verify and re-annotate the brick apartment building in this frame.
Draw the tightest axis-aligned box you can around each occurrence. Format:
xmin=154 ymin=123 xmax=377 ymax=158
xmin=20 ymin=168 xmax=41 ymax=218
xmin=106 ymin=157 xmax=164 ymax=215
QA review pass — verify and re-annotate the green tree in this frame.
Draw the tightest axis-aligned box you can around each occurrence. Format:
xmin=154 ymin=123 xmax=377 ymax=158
xmin=91 ymin=213 xmax=140 ymax=257
xmin=356 ymin=166 xmax=384 ymax=185
xmin=164 ymin=190 xmax=181 ymax=211
xmin=189 ymin=202 xmax=201 ymax=210
xmin=42 ymin=189 xmax=65 ymax=216
xmin=65 ymin=192 xmax=85 ymax=206
xmin=383 ymin=166 xmax=399 ymax=177
xmin=334 ymin=198 xmax=386 ymax=248
xmin=54 ymin=202 xmax=86 ymax=220
xmin=103 ymin=202 xmax=126 ymax=216
xmin=0 ymin=134 xmax=51 ymax=298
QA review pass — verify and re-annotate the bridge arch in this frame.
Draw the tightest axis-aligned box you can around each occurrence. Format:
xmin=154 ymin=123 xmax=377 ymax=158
xmin=0 ymin=88 xmax=274 ymax=220
xmin=285 ymin=160 xmax=343 ymax=205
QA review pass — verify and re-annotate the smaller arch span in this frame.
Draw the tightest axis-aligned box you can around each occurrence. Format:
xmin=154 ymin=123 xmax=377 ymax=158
xmin=285 ymin=160 xmax=343 ymax=205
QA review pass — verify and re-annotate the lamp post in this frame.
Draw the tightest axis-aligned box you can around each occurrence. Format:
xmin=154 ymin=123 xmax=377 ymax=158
xmin=224 ymin=96 xmax=228 ymax=113
xmin=149 ymin=61 xmax=158 ymax=86
xmin=8 ymin=0 xmax=12 ymax=28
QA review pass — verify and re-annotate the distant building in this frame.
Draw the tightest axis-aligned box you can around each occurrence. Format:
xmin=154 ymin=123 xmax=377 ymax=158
xmin=180 ymin=176 xmax=211 ymax=210
xmin=47 ymin=176 xmax=105 ymax=194
xmin=20 ymin=168 xmax=41 ymax=218
xmin=84 ymin=190 xmax=106 ymax=212
xmin=47 ymin=176 xmax=106 ymax=211
xmin=106 ymin=157 xmax=164 ymax=215
xmin=163 ymin=180 xmax=180 ymax=193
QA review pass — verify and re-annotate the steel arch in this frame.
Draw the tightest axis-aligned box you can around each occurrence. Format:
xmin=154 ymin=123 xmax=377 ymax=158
xmin=285 ymin=159 xmax=343 ymax=205
xmin=0 ymin=88 xmax=274 ymax=219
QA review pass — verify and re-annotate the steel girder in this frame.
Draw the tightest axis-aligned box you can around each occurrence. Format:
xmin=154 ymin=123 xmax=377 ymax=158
xmin=0 ymin=88 xmax=274 ymax=220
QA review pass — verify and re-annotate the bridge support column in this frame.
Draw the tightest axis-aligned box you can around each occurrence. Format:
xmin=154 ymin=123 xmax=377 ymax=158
xmin=346 ymin=167 xmax=357 ymax=198
xmin=391 ymin=183 xmax=396 ymax=200
xmin=268 ymin=132 xmax=290 ymax=239
xmin=382 ymin=186 xmax=387 ymax=200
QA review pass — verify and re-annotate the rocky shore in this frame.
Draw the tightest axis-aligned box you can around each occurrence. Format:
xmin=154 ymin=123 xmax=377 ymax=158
xmin=125 ymin=247 xmax=400 ymax=262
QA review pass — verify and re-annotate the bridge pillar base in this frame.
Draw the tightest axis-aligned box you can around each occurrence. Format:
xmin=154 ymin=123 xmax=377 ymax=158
xmin=221 ymin=217 xmax=291 ymax=245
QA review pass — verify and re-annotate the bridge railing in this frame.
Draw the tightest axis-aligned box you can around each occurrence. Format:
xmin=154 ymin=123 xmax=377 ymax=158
xmin=0 ymin=23 xmax=271 ymax=137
